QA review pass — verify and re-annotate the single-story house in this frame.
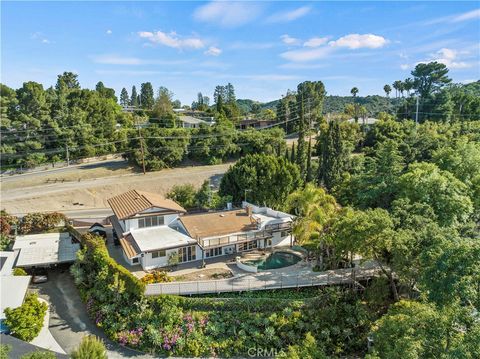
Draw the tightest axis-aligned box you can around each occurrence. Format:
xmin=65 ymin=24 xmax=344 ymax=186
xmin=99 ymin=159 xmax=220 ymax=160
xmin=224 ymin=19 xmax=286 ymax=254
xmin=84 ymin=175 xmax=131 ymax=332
xmin=177 ymin=115 xmax=210 ymax=129
xmin=238 ymin=119 xmax=277 ymax=130
xmin=107 ymin=189 xmax=294 ymax=270
xmin=12 ymin=232 xmax=80 ymax=268
xmin=347 ymin=117 xmax=378 ymax=126
xmin=0 ymin=251 xmax=17 ymax=276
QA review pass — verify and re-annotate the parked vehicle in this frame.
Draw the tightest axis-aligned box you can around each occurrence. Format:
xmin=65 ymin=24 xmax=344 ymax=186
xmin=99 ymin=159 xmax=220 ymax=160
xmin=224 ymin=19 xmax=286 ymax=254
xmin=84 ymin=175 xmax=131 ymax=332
xmin=32 ymin=269 xmax=48 ymax=283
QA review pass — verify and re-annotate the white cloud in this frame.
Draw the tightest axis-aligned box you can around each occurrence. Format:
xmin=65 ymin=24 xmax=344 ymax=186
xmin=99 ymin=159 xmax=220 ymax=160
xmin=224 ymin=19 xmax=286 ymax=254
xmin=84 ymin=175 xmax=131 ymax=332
xmin=229 ymin=41 xmax=275 ymax=50
xmin=204 ymin=46 xmax=222 ymax=56
xmin=266 ymin=6 xmax=311 ymax=23
xmin=106 ymin=30 xmax=112 ymax=35
xmin=138 ymin=31 xmax=205 ymax=49
xmin=400 ymin=64 xmax=410 ymax=70
xmin=193 ymin=1 xmax=261 ymax=27
xmin=280 ymin=34 xmax=300 ymax=45
xmin=430 ymin=48 xmax=471 ymax=69
xmin=303 ymin=37 xmax=328 ymax=48
xmin=451 ymin=8 xmax=480 ymax=23
xmin=329 ymin=34 xmax=388 ymax=49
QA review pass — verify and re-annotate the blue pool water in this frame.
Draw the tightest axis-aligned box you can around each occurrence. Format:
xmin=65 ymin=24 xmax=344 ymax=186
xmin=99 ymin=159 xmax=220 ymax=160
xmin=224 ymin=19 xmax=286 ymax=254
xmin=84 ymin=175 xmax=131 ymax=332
xmin=244 ymin=251 xmax=302 ymax=270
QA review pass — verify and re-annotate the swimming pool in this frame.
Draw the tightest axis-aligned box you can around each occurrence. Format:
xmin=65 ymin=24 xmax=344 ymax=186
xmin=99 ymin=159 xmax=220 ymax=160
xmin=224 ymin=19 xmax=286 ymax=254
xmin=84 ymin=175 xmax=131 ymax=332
xmin=244 ymin=251 xmax=302 ymax=270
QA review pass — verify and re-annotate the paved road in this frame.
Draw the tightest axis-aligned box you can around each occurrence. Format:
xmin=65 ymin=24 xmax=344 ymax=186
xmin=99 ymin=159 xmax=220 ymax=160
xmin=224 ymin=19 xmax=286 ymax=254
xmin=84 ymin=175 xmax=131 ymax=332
xmin=1 ymin=158 xmax=127 ymax=182
xmin=32 ymin=270 xmax=156 ymax=359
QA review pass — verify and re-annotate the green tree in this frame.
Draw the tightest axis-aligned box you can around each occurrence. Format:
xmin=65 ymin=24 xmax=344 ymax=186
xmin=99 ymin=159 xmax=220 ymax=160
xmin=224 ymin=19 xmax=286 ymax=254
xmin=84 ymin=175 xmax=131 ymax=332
xmin=166 ymin=184 xmax=197 ymax=209
xmin=4 ymin=293 xmax=47 ymax=341
xmin=140 ymin=82 xmax=154 ymax=110
xmin=278 ymin=332 xmax=327 ymax=359
xmin=55 ymin=72 xmax=80 ymax=91
xmin=130 ymin=85 xmax=138 ymax=107
xmin=317 ymin=121 xmax=349 ymax=190
xmin=120 ymin=87 xmax=129 ymax=107
xmin=397 ymin=162 xmax=473 ymax=226
xmin=219 ymin=153 xmax=302 ymax=208
xmin=152 ymin=86 xmax=174 ymax=121
xmin=71 ymin=336 xmax=107 ymax=359
xmin=383 ymin=84 xmax=391 ymax=97
xmin=411 ymin=61 xmax=451 ymax=99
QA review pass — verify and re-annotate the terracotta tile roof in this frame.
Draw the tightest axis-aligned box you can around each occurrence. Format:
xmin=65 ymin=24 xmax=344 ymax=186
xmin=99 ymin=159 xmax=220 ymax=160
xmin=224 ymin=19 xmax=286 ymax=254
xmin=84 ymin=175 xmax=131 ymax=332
xmin=107 ymin=190 xmax=186 ymax=220
xmin=179 ymin=210 xmax=257 ymax=239
xmin=119 ymin=234 xmax=141 ymax=259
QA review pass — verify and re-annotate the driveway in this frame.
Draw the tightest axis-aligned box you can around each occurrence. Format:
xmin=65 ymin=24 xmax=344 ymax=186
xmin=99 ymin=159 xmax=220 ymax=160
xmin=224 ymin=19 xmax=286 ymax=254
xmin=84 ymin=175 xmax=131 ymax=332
xmin=31 ymin=270 xmax=156 ymax=359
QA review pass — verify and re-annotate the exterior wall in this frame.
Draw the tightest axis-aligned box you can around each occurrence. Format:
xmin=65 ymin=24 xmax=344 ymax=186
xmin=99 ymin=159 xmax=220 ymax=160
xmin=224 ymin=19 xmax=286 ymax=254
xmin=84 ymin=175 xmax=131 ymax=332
xmin=124 ymin=213 xmax=179 ymax=231
xmin=141 ymin=244 xmax=203 ymax=270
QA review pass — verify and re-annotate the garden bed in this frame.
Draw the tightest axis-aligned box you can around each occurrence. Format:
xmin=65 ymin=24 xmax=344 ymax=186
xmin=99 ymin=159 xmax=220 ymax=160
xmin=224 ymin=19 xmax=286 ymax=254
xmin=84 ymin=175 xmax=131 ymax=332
xmin=172 ymin=268 xmax=233 ymax=282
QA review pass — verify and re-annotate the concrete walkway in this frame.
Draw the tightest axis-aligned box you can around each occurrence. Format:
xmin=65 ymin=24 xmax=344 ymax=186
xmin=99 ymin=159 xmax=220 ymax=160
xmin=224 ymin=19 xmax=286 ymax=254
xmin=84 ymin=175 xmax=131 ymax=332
xmin=30 ymin=298 xmax=66 ymax=354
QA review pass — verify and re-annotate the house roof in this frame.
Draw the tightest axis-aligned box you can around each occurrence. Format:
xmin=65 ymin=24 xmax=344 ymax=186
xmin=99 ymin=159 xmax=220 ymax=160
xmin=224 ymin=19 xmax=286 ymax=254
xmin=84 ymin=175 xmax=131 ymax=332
xmin=107 ymin=189 xmax=186 ymax=220
xmin=1 ymin=276 xmax=31 ymax=320
xmin=13 ymin=232 xmax=80 ymax=267
xmin=178 ymin=115 xmax=208 ymax=125
xmin=120 ymin=234 xmax=141 ymax=259
xmin=179 ymin=209 xmax=258 ymax=239
xmin=0 ymin=251 xmax=17 ymax=276
xmin=129 ymin=226 xmax=197 ymax=253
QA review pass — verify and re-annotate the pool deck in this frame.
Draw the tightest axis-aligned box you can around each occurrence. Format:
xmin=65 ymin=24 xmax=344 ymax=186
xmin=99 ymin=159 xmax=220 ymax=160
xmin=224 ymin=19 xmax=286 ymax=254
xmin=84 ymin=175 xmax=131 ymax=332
xmin=144 ymin=260 xmax=382 ymax=296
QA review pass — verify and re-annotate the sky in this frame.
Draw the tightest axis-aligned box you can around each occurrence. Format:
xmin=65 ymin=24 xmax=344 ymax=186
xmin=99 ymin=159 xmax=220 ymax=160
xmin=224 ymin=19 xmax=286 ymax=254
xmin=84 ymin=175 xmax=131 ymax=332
xmin=2 ymin=1 xmax=479 ymax=105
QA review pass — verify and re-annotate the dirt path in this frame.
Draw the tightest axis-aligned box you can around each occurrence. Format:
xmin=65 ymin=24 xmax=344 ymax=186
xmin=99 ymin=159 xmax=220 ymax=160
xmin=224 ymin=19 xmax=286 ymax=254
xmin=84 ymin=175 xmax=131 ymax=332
xmin=1 ymin=163 xmax=231 ymax=215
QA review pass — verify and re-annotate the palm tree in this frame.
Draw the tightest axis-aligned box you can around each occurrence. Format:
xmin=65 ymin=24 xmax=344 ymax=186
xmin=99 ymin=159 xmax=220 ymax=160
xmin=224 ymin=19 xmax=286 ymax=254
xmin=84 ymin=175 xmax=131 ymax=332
xmin=350 ymin=87 xmax=359 ymax=98
xmin=404 ymin=78 xmax=414 ymax=96
xmin=285 ymin=184 xmax=339 ymax=269
xmin=393 ymin=80 xmax=403 ymax=99
xmin=383 ymin=84 xmax=392 ymax=97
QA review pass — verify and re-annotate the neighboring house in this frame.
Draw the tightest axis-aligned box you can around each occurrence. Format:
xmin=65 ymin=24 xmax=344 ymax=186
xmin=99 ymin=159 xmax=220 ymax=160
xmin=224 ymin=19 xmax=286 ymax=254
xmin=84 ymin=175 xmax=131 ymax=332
xmin=12 ymin=233 xmax=80 ymax=268
xmin=347 ymin=117 xmax=378 ymax=126
xmin=107 ymin=189 xmax=294 ymax=270
xmin=177 ymin=115 xmax=210 ymax=129
xmin=0 ymin=251 xmax=30 ymax=323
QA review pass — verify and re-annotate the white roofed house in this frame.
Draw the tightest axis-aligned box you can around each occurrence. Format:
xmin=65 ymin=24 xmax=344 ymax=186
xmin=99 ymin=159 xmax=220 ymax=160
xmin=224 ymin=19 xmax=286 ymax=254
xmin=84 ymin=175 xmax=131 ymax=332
xmin=107 ymin=190 xmax=295 ymax=271
xmin=107 ymin=190 xmax=189 ymax=269
xmin=177 ymin=115 xmax=210 ymax=129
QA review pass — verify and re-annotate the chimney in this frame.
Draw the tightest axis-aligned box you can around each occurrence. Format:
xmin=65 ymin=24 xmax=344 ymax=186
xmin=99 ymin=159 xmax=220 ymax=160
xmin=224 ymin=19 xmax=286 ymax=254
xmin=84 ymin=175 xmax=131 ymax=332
xmin=246 ymin=205 xmax=253 ymax=217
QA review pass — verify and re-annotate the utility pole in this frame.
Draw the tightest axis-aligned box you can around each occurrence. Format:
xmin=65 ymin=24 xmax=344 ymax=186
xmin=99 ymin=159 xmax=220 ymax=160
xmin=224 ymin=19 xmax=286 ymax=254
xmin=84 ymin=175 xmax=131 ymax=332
xmin=136 ymin=116 xmax=146 ymax=175
xmin=66 ymin=144 xmax=70 ymax=166
xmin=415 ymin=96 xmax=419 ymax=126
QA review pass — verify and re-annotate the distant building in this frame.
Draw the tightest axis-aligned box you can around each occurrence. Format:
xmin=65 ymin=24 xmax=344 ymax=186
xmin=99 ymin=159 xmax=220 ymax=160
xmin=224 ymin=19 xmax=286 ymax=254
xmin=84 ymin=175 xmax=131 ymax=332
xmin=238 ymin=119 xmax=277 ymax=130
xmin=347 ymin=117 xmax=378 ymax=126
xmin=177 ymin=115 xmax=211 ymax=129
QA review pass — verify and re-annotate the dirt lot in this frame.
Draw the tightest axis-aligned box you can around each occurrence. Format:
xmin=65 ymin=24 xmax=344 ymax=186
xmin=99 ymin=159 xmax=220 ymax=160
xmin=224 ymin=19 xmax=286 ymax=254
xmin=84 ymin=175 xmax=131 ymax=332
xmin=172 ymin=268 xmax=233 ymax=282
xmin=1 ymin=162 xmax=232 ymax=215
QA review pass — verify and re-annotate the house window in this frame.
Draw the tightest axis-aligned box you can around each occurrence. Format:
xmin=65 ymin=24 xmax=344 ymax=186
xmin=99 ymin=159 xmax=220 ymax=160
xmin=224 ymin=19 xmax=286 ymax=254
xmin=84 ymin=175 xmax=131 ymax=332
xmin=178 ymin=245 xmax=196 ymax=263
xmin=206 ymin=247 xmax=222 ymax=258
xmin=152 ymin=249 xmax=166 ymax=258
xmin=138 ymin=215 xmax=165 ymax=228
xmin=132 ymin=257 xmax=139 ymax=264
xmin=238 ymin=240 xmax=258 ymax=251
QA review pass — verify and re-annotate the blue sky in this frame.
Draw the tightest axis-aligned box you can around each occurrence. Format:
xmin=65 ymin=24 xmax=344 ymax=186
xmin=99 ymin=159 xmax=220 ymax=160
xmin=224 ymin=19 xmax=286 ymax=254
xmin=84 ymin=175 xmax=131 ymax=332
xmin=2 ymin=1 xmax=479 ymax=105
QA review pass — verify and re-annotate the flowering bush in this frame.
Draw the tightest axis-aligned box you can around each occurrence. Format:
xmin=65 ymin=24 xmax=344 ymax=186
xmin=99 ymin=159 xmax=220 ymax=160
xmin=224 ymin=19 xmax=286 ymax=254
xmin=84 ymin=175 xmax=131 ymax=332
xmin=117 ymin=328 xmax=144 ymax=347
xmin=140 ymin=271 xmax=172 ymax=284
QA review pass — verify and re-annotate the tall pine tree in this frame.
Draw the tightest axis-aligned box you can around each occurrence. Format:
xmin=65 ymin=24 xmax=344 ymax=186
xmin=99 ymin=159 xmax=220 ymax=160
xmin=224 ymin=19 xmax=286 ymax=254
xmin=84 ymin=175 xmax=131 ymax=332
xmin=290 ymin=142 xmax=296 ymax=163
xmin=306 ymin=138 xmax=313 ymax=183
xmin=317 ymin=121 xmax=347 ymax=190
xmin=140 ymin=82 xmax=154 ymax=110
xmin=131 ymin=85 xmax=138 ymax=107
xmin=120 ymin=88 xmax=129 ymax=107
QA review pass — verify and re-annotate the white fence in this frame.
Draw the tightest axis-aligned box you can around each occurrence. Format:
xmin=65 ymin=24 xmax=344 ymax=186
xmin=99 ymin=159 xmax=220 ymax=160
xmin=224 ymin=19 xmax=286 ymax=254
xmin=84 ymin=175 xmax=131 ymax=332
xmin=145 ymin=267 xmax=380 ymax=296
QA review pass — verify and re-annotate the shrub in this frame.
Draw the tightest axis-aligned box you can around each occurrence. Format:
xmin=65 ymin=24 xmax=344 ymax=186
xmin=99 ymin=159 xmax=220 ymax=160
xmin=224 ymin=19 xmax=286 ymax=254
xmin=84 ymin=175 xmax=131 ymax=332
xmin=21 ymin=351 xmax=56 ymax=359
xmin=70 ymin=336 xmax=107 ymax=359
xmin=0 ymin=234 xmax=12 ymax=251
xmin=13 ymin=267 xmax=28 ymax=276
xmin=0 ymin=344 xmax=11 ymax=359
xmin=140 ymin=271 xmax=172 ymax=284
xmin=4 ymin=293 xmax=47 ymax=341
xmin=19 ymin=212 xmax=67 ymax=234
